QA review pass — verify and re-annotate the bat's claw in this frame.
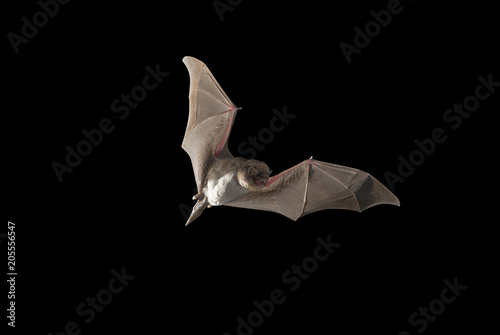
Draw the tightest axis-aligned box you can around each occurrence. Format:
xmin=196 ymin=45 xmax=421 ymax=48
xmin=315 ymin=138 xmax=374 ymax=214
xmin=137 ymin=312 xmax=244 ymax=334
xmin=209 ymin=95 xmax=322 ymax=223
xmin=207 ymin=204 xmax=212 ymax=208
xmin=192 ymin=192 xmax=203 ymax=200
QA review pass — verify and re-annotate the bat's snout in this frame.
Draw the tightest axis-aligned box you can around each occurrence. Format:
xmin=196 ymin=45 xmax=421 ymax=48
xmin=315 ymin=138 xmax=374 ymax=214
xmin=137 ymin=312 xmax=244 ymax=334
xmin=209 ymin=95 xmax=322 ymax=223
xmin=256 ymin=176 xmax=268 ymax=187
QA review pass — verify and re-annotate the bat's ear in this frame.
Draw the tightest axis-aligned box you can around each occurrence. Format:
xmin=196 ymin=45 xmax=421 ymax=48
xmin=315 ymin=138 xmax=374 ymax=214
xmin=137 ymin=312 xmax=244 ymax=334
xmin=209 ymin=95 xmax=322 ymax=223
xmin=248 ymin=166 xmax=258 ymax=176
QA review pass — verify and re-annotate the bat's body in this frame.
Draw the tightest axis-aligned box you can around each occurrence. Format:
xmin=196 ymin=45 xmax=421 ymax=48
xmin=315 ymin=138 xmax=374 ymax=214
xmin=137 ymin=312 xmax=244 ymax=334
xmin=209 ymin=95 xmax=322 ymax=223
xmin=187 ymin=157 xmax=271 ymax=225
xmin=182 ymin=56 xmax=399 ymax=225
xmin=204 ymin=158 xmax=254 ymax=206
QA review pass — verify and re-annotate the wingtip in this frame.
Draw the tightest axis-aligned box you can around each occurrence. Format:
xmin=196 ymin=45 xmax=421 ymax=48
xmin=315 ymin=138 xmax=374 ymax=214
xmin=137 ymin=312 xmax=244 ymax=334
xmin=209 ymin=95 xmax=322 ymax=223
xmin=182 ymin=56 xmax=203 ymax=66
xmin=384 ymin=193 xmax=401 ymax=208
xmin=382 ymin=187 xmax=400 ymax=208
xmin=386 ymin=189 xmax=401 ymax=207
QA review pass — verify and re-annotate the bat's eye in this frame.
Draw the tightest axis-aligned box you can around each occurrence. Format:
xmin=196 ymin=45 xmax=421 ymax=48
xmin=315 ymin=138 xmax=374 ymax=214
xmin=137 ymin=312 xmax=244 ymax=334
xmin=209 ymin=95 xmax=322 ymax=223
xmin=254 ymin=175 xmax=268 ymax=187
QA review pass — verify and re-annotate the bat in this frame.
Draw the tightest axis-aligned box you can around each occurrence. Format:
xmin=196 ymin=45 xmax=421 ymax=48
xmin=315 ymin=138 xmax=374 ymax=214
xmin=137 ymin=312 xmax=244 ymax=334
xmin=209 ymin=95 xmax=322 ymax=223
xmin=181 ymin=56 xmax=399 ymax=225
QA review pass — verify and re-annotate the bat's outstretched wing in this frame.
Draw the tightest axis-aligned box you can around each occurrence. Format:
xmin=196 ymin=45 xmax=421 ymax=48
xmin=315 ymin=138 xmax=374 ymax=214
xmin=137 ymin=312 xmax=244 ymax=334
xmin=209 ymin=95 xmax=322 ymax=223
xmin=182 ymin=56 xmax=240 ymax=193
xmin=225 ymin=157 xmax=400 ymax=220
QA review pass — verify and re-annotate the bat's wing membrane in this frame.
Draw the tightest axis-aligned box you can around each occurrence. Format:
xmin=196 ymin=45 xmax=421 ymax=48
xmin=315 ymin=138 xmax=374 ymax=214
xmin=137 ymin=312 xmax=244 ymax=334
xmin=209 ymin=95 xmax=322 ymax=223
xmin=225 ymin=158 xmax=400 ymax=220
xmin=182 ymin=56 xmax=239 ymax=192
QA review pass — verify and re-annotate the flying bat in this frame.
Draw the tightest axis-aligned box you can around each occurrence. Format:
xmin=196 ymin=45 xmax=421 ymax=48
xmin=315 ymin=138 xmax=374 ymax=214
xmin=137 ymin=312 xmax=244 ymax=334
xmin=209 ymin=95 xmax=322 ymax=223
xmin=181 ymin=56 xmax=399 ymax=225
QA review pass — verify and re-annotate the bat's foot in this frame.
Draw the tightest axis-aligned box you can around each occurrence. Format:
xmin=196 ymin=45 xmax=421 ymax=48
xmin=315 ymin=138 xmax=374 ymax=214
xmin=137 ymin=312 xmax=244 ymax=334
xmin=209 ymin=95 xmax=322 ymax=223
xmin=207 ymin=204 xmax=212 ymax=208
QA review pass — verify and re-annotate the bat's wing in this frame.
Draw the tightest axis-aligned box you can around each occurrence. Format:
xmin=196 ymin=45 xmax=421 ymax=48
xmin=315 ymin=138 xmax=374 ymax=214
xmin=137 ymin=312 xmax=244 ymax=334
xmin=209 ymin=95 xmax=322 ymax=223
xmin=225 ymin=157 xmax=400 ymax=221
xmin=182 ymin=56 xmax=240 ymax=192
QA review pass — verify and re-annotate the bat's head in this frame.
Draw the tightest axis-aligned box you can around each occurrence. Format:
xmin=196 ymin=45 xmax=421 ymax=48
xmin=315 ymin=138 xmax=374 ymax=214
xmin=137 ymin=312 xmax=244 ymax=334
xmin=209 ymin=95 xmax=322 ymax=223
xmin=238 ymin=159 xmax=271 ymax=191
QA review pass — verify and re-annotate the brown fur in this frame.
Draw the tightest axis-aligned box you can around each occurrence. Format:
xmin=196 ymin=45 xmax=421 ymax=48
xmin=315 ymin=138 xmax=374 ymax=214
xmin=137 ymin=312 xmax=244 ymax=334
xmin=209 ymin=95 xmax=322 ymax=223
xmin=238 ymin=159 xmax=271 ymax=191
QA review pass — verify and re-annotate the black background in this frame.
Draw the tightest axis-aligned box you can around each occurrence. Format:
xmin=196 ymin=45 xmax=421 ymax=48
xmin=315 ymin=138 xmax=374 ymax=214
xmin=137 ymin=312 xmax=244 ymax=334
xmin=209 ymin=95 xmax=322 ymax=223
xmin=4 ymin=0 xmax=498 ymax=334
